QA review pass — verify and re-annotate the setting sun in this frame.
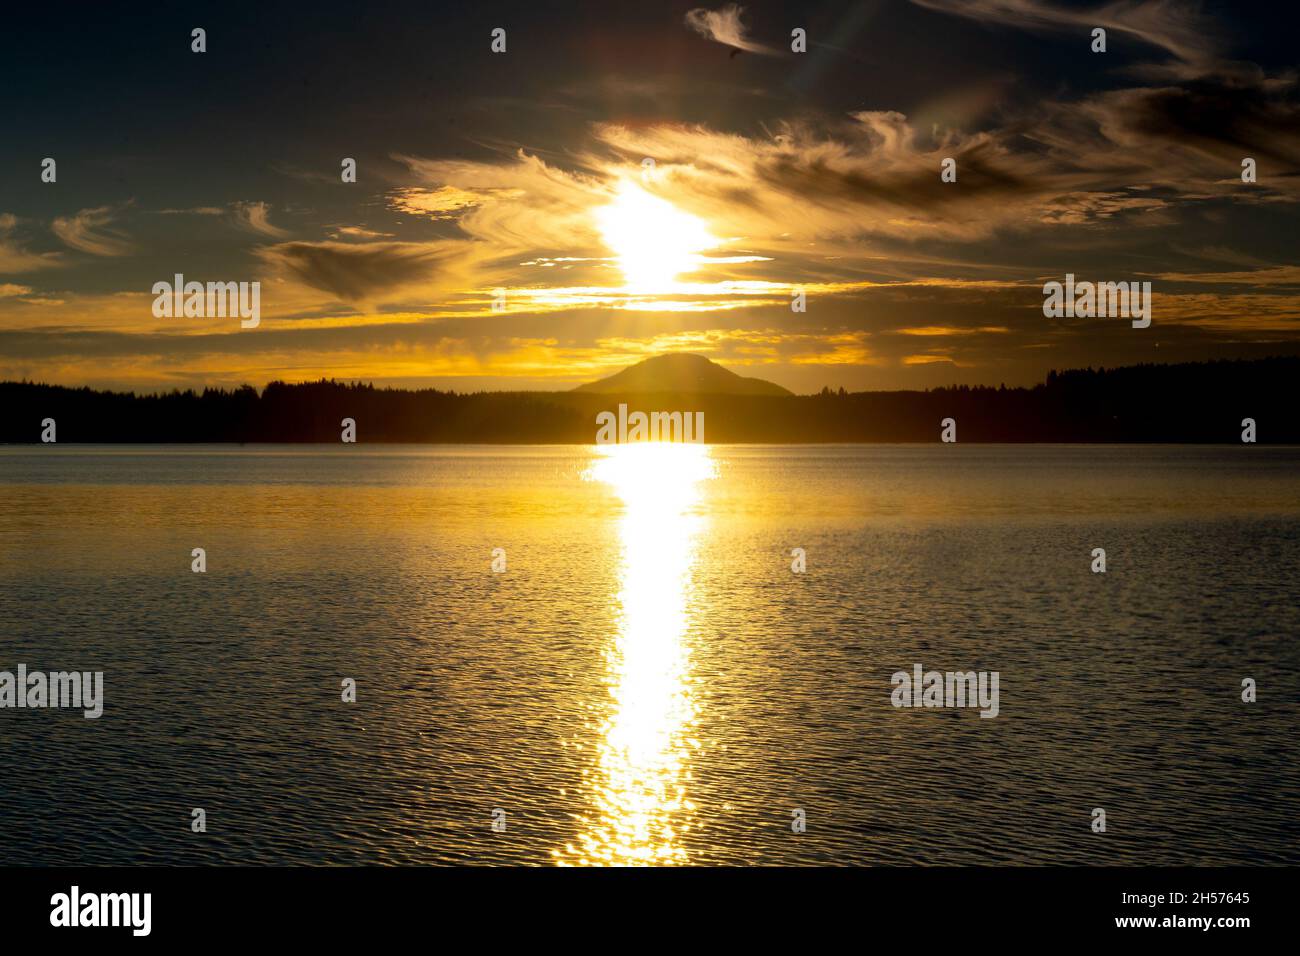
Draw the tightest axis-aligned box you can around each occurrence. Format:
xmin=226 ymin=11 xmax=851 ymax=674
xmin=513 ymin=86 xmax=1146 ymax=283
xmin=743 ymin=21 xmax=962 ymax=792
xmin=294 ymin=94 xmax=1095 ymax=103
xmin=594 ymin=179 xmax=719 ymax=293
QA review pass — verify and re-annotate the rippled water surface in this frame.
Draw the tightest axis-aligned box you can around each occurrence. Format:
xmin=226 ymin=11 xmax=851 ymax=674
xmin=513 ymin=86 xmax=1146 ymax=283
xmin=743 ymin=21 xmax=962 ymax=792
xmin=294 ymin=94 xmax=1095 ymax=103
xmin=1 ymin=444 xmax=1297 ymax=865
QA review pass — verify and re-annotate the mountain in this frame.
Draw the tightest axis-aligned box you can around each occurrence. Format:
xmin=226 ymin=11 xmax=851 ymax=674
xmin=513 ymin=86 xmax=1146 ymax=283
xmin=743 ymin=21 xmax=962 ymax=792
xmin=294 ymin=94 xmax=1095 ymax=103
xmin=573 ymin=353 xmax=793 ymax=396
xmin=6 ymin=356 xmax=1300 ymax=443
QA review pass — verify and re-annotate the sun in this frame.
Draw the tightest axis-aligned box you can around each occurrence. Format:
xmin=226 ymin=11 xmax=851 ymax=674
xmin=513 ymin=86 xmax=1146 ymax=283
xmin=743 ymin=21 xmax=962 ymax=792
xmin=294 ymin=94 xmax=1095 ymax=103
xmin=594 ymin=179 xmax=718 ymax=293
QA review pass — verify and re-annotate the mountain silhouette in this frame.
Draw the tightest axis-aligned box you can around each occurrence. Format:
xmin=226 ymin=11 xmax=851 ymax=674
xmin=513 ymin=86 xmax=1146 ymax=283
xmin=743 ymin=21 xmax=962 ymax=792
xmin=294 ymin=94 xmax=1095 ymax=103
xmin=3 ymin=356 xmax=1299 ymax=443
xmin=573 ymin=353 xmax=793 ymax=396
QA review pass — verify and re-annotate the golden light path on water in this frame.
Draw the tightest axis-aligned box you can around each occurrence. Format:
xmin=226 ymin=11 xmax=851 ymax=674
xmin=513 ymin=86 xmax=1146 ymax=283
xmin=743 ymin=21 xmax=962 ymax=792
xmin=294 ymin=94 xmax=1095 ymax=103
xmin=555 ymin=442 xmax=717 ymax=865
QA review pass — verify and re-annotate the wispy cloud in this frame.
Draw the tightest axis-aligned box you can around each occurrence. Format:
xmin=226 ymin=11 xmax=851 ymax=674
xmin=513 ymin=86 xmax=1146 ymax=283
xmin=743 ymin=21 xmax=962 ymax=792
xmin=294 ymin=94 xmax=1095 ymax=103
xmin=591 ymin=114 xmax=1089 ymax=243
xmin=231 ymin=201 xmax=291 ymax=238
xmin=292 ymin=83 xmax=1299 ymax=313
xmin=896 ymin=325 xmax=1011 ymax=335
xmin=328 ymin=225 xmax=397 ymax=241
xmin=909 ymin=0 xmax=1218 ymax=68
xmin=153 ymin=207 xmax=224 ymax=216
xmin=51 ymin=204 xmax=134 ymax=257
xmin=388 ymin=185 xmax=512 ymax=219
xmin=685 ymin=4 xmax=779 ymax=55
xmin=396 ymin=151 xmax=607 ymax=253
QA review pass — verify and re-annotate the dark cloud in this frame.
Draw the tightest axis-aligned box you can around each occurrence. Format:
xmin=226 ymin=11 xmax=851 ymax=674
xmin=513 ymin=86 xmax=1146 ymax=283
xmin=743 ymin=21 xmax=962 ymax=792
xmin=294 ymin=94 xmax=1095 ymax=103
xmin=257 ymin=240 xmax=462 ymax=302
xmin=909 ymin=0 xmax=1219 ymax=68
xmin=1082 ymin=75 xmax=1300 ymax=172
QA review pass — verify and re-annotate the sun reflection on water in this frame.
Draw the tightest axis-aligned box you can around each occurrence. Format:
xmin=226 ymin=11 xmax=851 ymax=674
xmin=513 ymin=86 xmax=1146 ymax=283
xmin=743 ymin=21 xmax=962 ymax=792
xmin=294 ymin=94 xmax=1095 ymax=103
xmin=555 ymin=442 xmax=716 ymax=865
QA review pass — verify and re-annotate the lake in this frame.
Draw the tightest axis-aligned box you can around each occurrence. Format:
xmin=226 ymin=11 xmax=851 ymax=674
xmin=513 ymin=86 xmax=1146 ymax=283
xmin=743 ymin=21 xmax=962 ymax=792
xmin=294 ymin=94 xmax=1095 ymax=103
xmin=1 ymin=444 xmax=1297 ymax=865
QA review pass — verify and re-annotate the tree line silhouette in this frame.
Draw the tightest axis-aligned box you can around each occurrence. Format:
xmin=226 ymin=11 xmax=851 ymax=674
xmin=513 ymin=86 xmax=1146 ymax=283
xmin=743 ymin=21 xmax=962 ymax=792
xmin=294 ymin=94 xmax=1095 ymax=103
xmin=2 ymin=356 xmax=1296 ymax=443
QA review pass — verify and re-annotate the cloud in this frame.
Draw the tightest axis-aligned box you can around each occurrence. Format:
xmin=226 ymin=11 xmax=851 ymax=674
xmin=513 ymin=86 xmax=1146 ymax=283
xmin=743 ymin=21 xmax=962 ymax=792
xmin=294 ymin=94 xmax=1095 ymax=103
xmin=0 ymin=283 xmax=34 ymax=297
xmin=388 ymin=185 xmax=510 ymax=218
xmin=590 ymin=115 xmax=1078 ymax=243
xmin=51 ymin=205 xmax=134 ymax=257
xmin=909 ymin=0 xmax=1218 ymax=68
xmin=1023 ymin=71 xmax=1300 ymax=208
xmin=1081 ymin=77 xmax=1300 ymax=176
xmin=684 ymin=4 xmax=779 ymax=55
xmin=1037 ymin=190 xmax=1171 ymax=225
xmin=153 ymin=207 xmax=224 ymax=216
xmin=257 ymin=240 xmax=465 ymax=303
xmin=0 ymin=214 xmax=63 ymax=274
xmin=328 ymin=33 xmax=1300 ymax=321
xmin=395 ymin=113 xmax=1062 ymax=283
xmin=231 ymin=201 xmax=291 ymax=238
xmin=378 ymin=2 xmax=1298 ymax=302
xmin=896 ymin=325 xmax=1011 ymax=335
xmin=397 ymin=150 xmax=610 ymax=255
xmin=328 ymin=225 xmax=397 ymax=240
xmin=1151 ymin=264 xmax=1300 ymax=288
xmin=370 ymin=85 xmax=1298 ymax=317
